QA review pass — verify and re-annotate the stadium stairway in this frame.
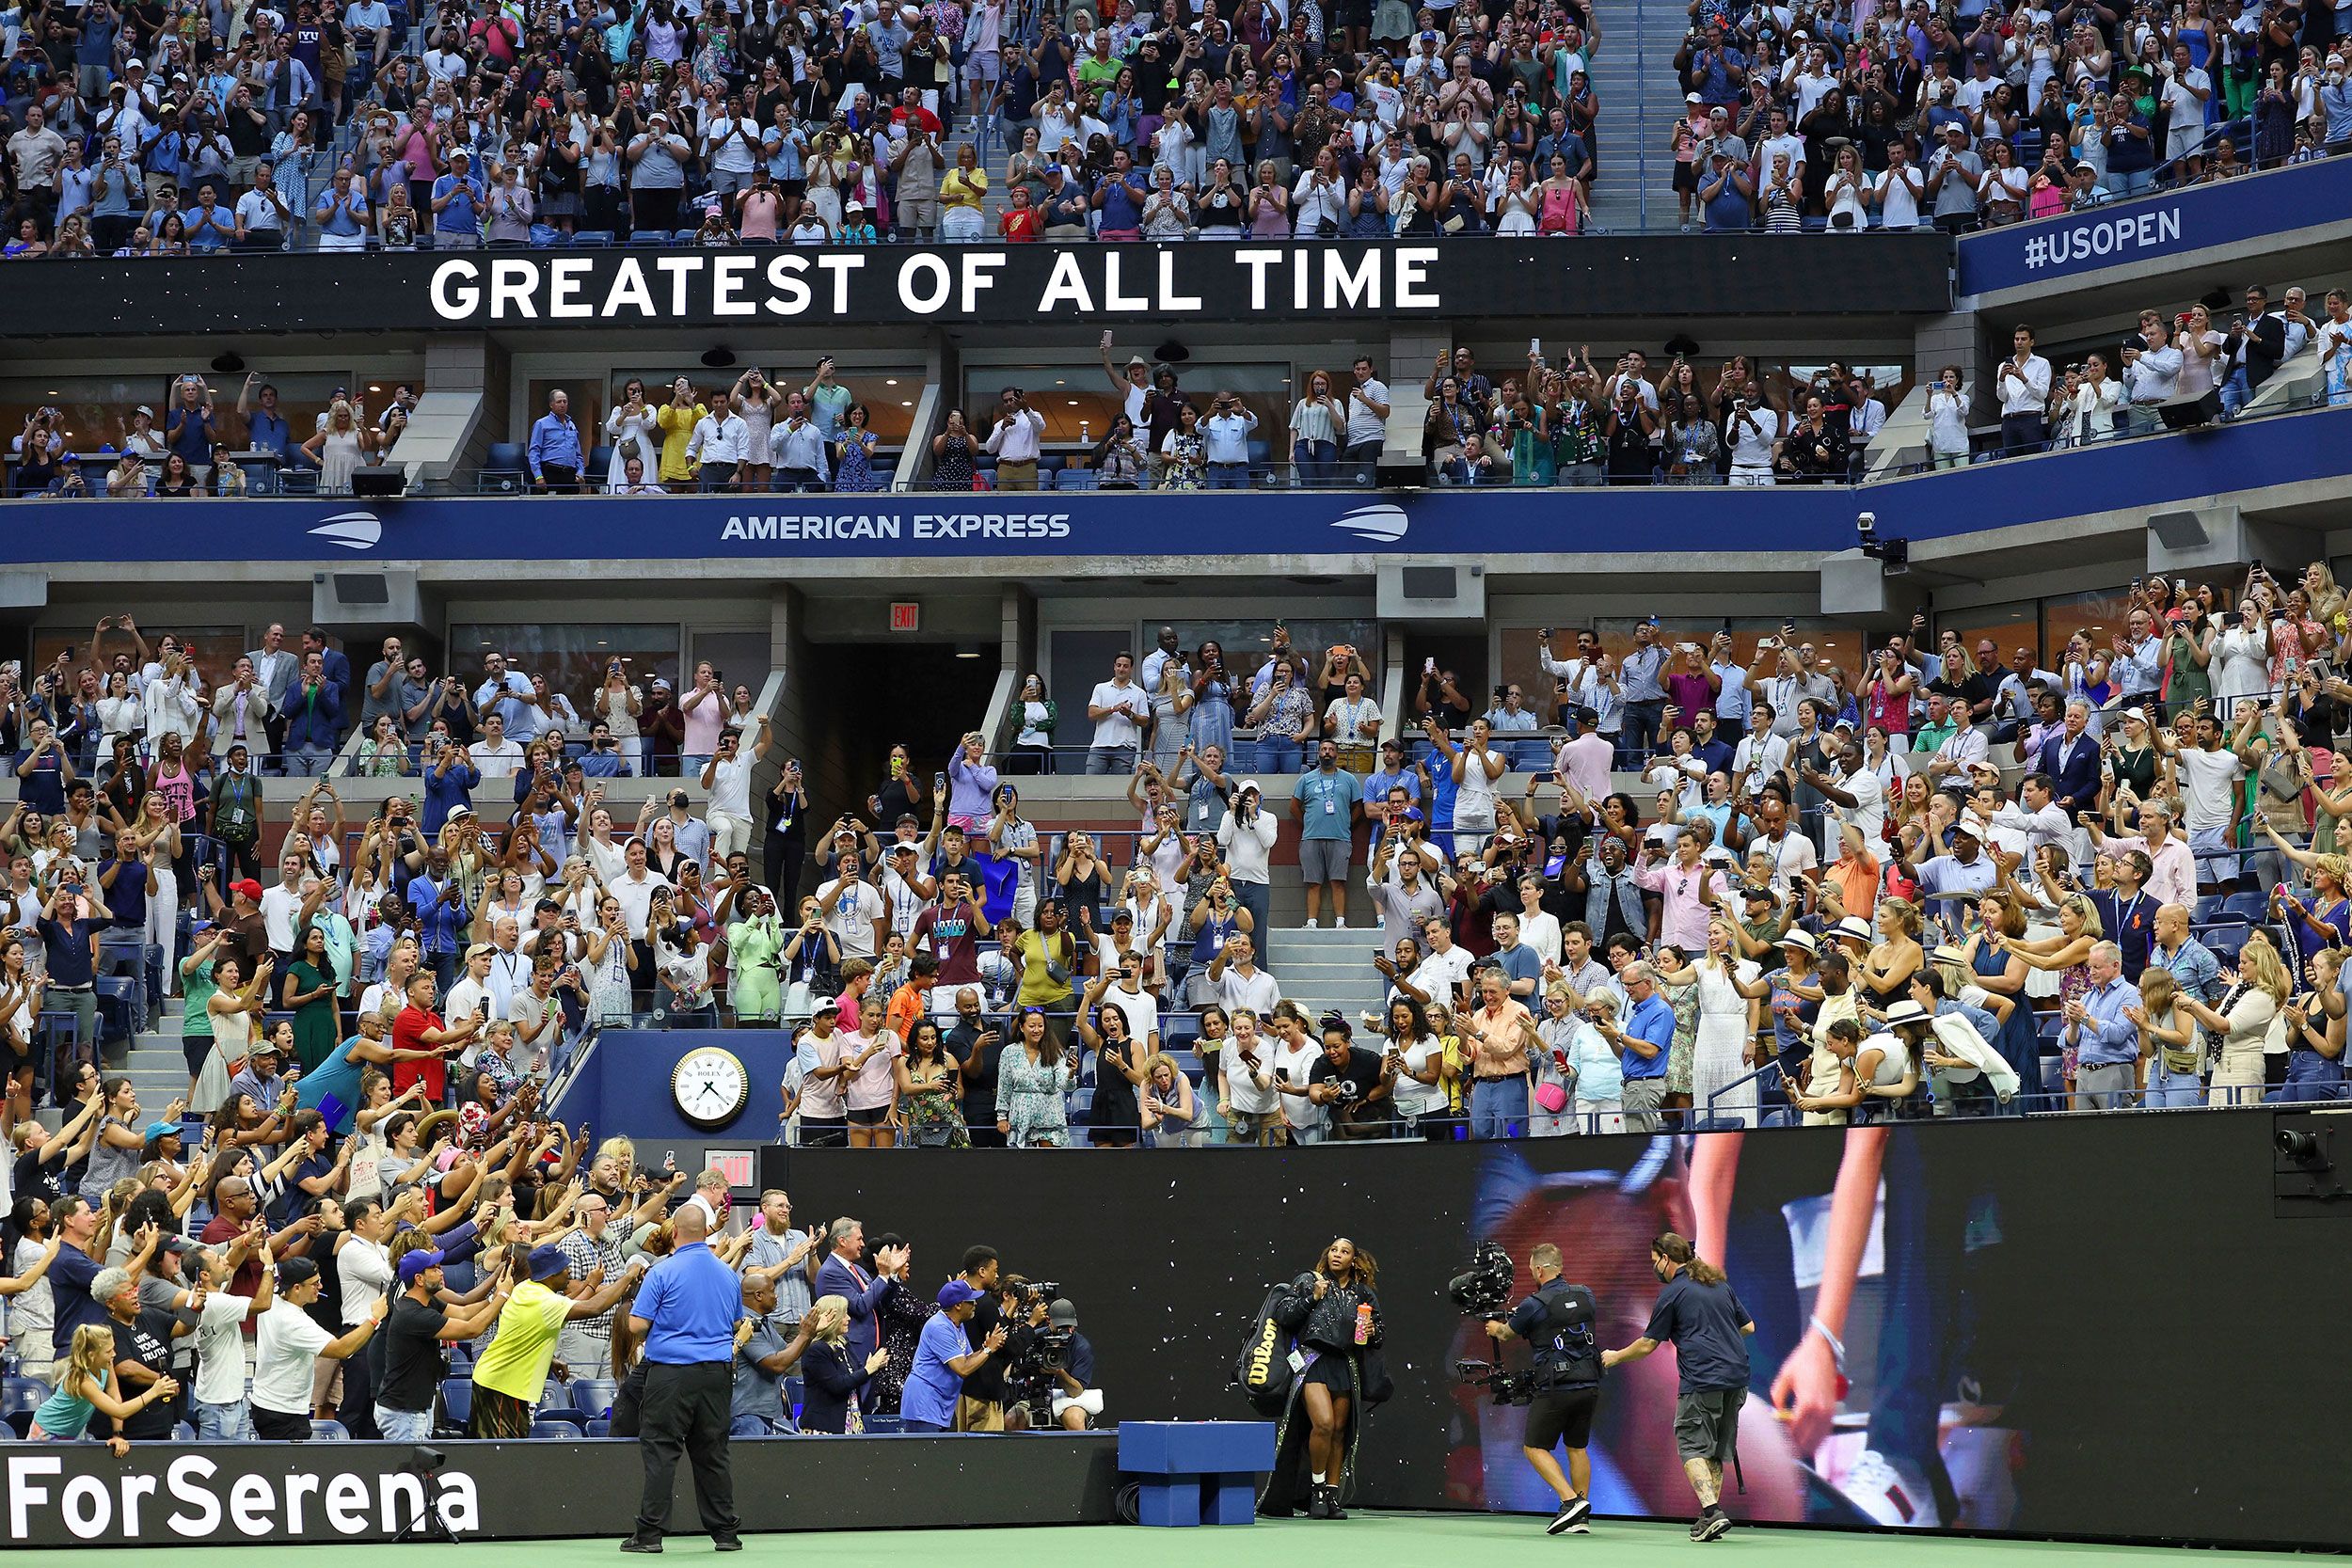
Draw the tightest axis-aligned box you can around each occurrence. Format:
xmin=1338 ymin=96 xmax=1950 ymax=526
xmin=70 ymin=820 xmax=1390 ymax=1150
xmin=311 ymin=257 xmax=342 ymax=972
xmin=1586 ymin=0 xmax=1690 ymax=233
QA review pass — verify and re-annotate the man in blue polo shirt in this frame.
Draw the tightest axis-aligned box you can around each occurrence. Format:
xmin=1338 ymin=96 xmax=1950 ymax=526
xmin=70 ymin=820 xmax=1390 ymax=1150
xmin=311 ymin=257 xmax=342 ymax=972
xmin=1593 ymin=961 xmax=1673 ymax=1132
xmin=902 ymin=1278 xmax=1009 ymax=1432
xmin=624 ymin=1202 xmax=745 ymax=1554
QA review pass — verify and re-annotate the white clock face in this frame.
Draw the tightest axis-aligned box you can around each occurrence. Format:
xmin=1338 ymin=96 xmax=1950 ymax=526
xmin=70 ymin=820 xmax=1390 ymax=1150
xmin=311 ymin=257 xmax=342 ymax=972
xmin=673 ymin=1047 xmax=750 ymax=1128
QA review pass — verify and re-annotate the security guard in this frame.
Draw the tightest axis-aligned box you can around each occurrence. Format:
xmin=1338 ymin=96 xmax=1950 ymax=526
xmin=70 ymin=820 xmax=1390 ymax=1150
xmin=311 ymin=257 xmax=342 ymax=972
xmin=1484 ymin=1242 xmax=1604 ymax=1534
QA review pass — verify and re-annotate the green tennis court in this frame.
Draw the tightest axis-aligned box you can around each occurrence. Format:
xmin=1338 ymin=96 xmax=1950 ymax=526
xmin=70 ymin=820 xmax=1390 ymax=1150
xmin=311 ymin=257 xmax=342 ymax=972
xmin=130 ymin=1513 xmax=2290 ymax=1568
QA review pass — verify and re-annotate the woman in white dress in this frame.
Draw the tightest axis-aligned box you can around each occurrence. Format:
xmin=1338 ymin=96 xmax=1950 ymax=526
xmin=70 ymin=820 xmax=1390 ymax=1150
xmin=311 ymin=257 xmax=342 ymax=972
xmin=197 ymin=956 xmax=271 ymax=1116
xmin=1489 ymin=159 xmax=1540 ymax=234
xmin=1657 ymin=920 xmax=1772 ymax=1127
xmin=604 ymin=377 xmax=656 ymax=492
xmin=303 ymin=396 xmax=373 ymax=495
xmin=2209 ymin=608 xmax=2271 ymax=720
xmin=2174 ymin=935 xmax=2292 ymax=1106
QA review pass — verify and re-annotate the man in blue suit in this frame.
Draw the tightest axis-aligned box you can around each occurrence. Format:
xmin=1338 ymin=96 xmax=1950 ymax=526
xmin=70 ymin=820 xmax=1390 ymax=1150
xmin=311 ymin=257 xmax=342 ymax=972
xmin=813 ymin=1217 xmax=903 ymax=1420
xmin=2035 ymin=698 xmax=2105 ymax=820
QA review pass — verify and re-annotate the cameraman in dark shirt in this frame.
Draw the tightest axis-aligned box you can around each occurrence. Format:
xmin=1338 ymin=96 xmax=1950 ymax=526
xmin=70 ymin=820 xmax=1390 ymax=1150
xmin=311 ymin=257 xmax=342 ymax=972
xmin=1042 ymin=1298 xmax=1101 ymax=1430
xmin=1483 ymin=1243 xmax=1603 ymax=1534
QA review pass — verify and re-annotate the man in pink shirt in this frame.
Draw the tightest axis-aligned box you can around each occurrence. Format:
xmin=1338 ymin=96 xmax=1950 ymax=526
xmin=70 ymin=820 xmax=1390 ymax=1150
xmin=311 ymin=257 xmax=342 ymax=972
xmin=2087 ymin=800 xmax=2196 ymax=908
xmin=1632 ymin=830 xmax=1732 ymax=950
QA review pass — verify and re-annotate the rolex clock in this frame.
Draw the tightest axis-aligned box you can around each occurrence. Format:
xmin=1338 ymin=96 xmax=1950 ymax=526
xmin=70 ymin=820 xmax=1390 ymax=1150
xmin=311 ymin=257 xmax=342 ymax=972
xmin=671 ymin=1045 xmax=751 ymax=1131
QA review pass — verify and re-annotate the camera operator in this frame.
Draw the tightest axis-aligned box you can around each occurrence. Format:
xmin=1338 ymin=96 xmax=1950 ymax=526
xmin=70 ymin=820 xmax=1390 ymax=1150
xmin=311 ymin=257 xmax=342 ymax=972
xmin=1025 ymin=1296 xmax=1103 ymax=1430
xmin=1481 ymin=1243 xmax=1603 ymax=1534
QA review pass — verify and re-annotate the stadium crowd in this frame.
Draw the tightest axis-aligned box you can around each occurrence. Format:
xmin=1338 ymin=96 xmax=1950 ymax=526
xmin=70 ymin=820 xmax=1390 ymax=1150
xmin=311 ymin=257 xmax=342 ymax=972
xmin=0 ymin=1112 xmax=1101 ymax=1445
xmin=3 ymin=0 xmax=2342 ymax=257
xmin=4 ymin=563 xmax=2350 ymax=1178
xmin=16 ymin=275 xmax=2346 ymax=500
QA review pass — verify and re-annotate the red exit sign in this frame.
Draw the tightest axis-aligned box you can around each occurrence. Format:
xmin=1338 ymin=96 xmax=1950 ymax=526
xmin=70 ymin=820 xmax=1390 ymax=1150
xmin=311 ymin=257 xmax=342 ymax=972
xmin=889 ymin=602 xmax=921 ymax=633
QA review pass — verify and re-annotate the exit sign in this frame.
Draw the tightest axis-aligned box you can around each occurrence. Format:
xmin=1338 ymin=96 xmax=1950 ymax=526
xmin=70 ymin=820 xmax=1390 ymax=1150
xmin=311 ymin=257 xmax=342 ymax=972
xmin=889 ymin=602 xmax=921 ymax=632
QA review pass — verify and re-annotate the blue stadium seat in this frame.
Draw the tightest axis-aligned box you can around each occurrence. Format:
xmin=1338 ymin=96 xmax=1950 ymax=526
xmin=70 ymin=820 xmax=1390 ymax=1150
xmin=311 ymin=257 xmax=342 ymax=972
xmin=573 ymin=230 xmax=616 ymax=247
xmin=3 ymin=1378 xmax=48 ymax=1435
xmin=1038 ymin=454 xmax=1066 ymax=475
xmin=784 ymin=1376 xmax=804 ymax=1419
xmin=628 ymin=230 xmax=670 ymax=246
xmin=2220 ymin=892 xmax=2270 ymax=924
xmin=481 ymin=443 xmax=528 ymax=494
xmin=589 ymin=444 xmax=614 ymax=478
xmin=2191 ymin=893 xmax=2229 ymax=925
xmin=1055 ymin=467 xmax=1098 ymax=491
xmin=2196 ymin=923 xmax=2251 ymax=963
xmin=530 ymin=1421 xmax=578 ymax=1439
xmin=534 ymin=1406 xmax=587 ymax=1430
xmin=438 ymin=1377 xmax=472 ymax=1428
xmin=672 ymin=230 xmax=702 ymax=245
xmin=586 ymin=1418 xmax=612 ymax=1437
xmin=573 ymin=1379 xmax=619 ymax=1418
xmin=310 ymin=1419 xmax=351 ymax=1440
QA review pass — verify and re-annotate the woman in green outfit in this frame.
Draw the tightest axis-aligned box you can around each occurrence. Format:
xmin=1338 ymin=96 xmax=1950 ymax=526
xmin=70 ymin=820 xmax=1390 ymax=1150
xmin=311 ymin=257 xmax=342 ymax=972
xmin=895 ymin=1017 xmax=970 ymax=1148
xmin=2163 ymin=604 xmax=2215 ymax=716
xmin=282 ymin=924 xmax=342 ymax=1075
xmin=723 ymin=887 xmax=787 ymax=1024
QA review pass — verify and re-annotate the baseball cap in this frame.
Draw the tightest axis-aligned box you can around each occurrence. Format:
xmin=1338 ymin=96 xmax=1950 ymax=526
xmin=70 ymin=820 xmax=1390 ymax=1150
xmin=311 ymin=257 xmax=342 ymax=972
xmin=144 ymin=1120 xmax=181 ymax=1142
xmin=936 ymin=1278 xmax=986 ymax=1307
xmin=1686 ymin=90 xmax=1703 ymax=103
xmin=1047 ymin=1298 xmax=1078 ymax=1327
xmin=250 ymin=1036 xmax=281 ymax=1055
xmin=278 ymin=1257 xmax=320 ymax=1288
xmin=398 ymin=1247 xmax=447 ymax=1284
xmin=1236 ymin=779 xmax=1263 ymax=797
xmin=232 ymin=878 xmax=264 ymax=901
xmin=528 ymin=1244 xmax=570 ymax=1282
xmin=810 ymin=994 xmax=841 ymax=1016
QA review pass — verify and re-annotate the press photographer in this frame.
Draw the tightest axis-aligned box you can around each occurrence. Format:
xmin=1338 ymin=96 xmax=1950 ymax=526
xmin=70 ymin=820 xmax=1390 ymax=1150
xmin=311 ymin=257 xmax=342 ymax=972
xmin=1481 ymin=1243 xmax=1605 ymax=1535
xmin=997 ymin=1273 xmax=1078 ymax=1431
xmin=1031 ymin=1298 xmax=1102 ymax=1430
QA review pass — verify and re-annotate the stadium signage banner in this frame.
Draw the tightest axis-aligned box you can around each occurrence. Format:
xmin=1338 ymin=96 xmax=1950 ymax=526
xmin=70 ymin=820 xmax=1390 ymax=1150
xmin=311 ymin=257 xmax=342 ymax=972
xmin=1955 ymin=155 xmax=2352 ymax=296
xmin=3 ymin=1434 xmax=1117 ymax=1546
xmin=0 ymin=409 xmax=2337 ymax=566
xmin=0 ymin=236 xmax=1954 ymax=336
xmin=427 ymin=244 xmax=1453 ymax=324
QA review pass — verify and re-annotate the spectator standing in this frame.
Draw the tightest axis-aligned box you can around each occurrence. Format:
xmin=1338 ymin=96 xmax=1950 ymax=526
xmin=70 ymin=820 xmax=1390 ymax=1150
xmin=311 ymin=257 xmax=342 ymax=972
xmin=985 ymin=387 xmax=1047 ymax=490
xmin=1085 ymin=654 xmax=1152 ymax=775
xmin=1293 ymin=741 xmax=1363 ymax=929
xmin=624 ymin=1203 xmax=744 ymax=1553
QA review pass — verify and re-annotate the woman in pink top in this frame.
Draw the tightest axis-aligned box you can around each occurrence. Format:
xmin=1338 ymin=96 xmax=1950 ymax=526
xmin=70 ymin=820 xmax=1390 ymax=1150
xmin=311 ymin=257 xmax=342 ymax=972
xmin=679 ymin=660 xmax=724 ymax=768
xmin=1537 ymin=153 xmax=1583 ymax=234
xmin=738 ymin=170 xmax=785 ymax=240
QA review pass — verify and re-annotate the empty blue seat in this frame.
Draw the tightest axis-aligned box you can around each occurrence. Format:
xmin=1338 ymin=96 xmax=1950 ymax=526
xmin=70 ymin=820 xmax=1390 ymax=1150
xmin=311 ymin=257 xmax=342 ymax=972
xmin=573 ymin=230 xmax=616 ymax=247
xmin=586 ymin=1418 xmax=612 ymax=1437
xmin=439 ymin=1377 xmax=472 ymax=1428
xmin=2220 ymin=891 xmax=2269 ymax=923
xmin=534 ymin=1405 xmax=587 ymax=1430
xmin=673 ymin=229 xmax=702 ymax=245
xmin=573 ymin=1379 xmax=618 ymax=1418
xmin=530 ymin=1421 xmax=578 ymax=1439
xmin=481 ymin=443 xmax=528 ymax=494
xmin=1055 ymin=467 xmax=1098 ymax=490
xmin=628 ymin=229 xmax=669 ymax=245
xmin=310 ymin=1419 xmax=351 ymax=1440
xmin=1038 ymin=454 xmax=1066 ymax=474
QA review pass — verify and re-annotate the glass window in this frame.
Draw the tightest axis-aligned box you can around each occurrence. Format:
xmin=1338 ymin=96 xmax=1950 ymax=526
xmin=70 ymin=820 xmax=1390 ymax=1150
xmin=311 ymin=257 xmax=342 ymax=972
xmin=0 ymin=372 xmax=356 ymax=462
xmin=1937 ymin=601 xmax=2041 ymax=673
xmin=1498 ymin=621 xmax=1865 ymax=722
xmin=31 ymin=625 xmax=252 ymax=691
xmin=962 ymin=363 xmax=1293 ymax=453
xmin=603 ymin=368 xmax=923 ymax=455
xmin=448 ymin=624 xmax=682 ymax=706
xmin=1168 ymin=618 xmax=1379 ymax=700
xmin=2042 ymin=590 xmax=2137 ymax=672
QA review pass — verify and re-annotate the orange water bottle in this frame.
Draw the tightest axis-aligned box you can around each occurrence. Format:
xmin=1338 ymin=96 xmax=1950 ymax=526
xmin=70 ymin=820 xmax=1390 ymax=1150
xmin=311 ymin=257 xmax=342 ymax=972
xmin=1354 ymin=1304 xmax=1373 ymax=1345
